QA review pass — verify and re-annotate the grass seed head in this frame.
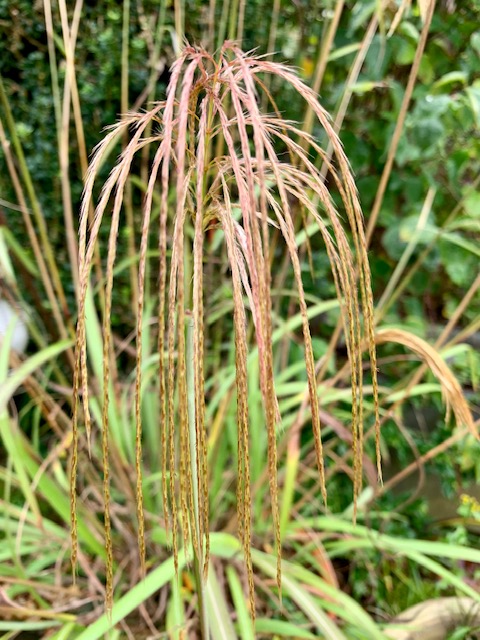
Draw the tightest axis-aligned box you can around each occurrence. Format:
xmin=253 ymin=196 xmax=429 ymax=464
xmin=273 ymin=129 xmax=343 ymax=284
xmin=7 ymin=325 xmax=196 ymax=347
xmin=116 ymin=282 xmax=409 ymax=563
xmin=73 ymin=42 xmax=380 ymax=617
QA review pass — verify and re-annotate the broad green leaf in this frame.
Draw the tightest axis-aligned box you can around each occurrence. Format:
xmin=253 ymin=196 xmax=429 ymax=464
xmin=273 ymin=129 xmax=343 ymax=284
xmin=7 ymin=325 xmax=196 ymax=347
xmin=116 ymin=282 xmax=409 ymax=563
xmin=399 ymin=21 xmax=420 ymax=42
xmin=470 ymin=32 xmax=480 ymax=56
xmin=462 ymin=187 xmax=480 ymax=218
xmin=466 ymin=86 xmax=480 ymax=126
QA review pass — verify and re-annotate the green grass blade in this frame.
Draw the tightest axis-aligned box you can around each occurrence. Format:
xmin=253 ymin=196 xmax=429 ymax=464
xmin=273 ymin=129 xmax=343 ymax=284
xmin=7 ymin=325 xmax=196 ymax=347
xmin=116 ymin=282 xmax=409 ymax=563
xmin=166 ymin=577 xmax=185 ymax=639
xmin=255 ymin=618 xmax=317 ymax=638
xmin=297 ymin=516 xmax=480 ymax=566
xmin=406 ymin=551 xmax=480 ymax=600
xmin=0 ymin=323 xmax=41 ymax=521
xmin=84 ymin=286 xmax=128 ymax=461
xmin=74 ymin=550 xmax=187 ymax=640
xmin=250 ymin=551 xmax=349 ymax=640
xmin=48 ymin=623 xmax=77 ymax=640
xmin=206 ymin=563 xmax=237 ymax=640
xmin=280 ymin=446 xmax=300 ymax=542
xmin=20 ymin=454 xmax=104 ymax=558
xmin=0 ymin=339 xmax=72 ymax=414
xmin=0 ymin=621 xmax=61 ymax=632
xmin=226 ymin=565 xmax=255 ymax=640
xmin=0 ymin=413 xmax=42 ymax=524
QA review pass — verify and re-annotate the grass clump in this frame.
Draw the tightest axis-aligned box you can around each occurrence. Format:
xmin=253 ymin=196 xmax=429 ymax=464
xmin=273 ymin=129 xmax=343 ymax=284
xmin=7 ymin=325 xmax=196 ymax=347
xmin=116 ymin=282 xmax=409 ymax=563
xmin=72 ymin=41 xmax=380 ymax=621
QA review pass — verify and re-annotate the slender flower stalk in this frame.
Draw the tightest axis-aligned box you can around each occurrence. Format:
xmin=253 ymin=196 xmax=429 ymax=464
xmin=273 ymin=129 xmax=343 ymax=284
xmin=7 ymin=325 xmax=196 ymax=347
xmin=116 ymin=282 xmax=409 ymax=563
xmin=71 ymin=42 xmax=380 ymax=623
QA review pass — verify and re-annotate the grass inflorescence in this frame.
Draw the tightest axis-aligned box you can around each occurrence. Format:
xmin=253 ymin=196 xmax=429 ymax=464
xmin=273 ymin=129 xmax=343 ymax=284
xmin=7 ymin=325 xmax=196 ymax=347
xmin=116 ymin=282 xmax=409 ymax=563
xmin=72 ymin=42 xmax=380 ymax=619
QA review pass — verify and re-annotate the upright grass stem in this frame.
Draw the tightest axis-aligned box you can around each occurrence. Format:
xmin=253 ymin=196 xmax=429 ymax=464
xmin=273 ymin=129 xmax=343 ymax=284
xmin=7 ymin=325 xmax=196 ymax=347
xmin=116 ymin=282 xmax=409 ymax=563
xmin=121 ymin=0 xmax=139 ymax=314
xmin=187 ymin=314 xmax=209 ymax=639
xmin=0 ymin=77 xmax=74 ymax=359
xmin=300 ymin=0 xmax=345 ymax=152
xmin=365 ymin=0 xmax=437 ymax=245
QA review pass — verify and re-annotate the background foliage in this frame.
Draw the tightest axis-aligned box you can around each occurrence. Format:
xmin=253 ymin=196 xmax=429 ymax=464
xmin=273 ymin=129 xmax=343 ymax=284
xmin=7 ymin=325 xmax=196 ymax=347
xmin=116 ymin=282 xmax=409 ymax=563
xmin=0 ymin=0 xmax=479 ymax=638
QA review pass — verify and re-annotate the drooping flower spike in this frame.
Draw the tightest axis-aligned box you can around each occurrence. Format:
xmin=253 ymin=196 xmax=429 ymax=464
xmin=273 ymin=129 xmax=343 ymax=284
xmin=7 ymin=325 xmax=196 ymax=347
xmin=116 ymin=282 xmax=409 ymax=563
xmin=72 ymin=42 xmax=380 ymax=618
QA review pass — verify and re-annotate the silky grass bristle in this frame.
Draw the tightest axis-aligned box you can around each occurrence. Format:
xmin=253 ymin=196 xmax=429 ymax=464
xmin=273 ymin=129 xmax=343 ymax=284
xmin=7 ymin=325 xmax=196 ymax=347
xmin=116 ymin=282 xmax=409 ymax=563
xmin=72 ymin=42 xmax=380 ymax=620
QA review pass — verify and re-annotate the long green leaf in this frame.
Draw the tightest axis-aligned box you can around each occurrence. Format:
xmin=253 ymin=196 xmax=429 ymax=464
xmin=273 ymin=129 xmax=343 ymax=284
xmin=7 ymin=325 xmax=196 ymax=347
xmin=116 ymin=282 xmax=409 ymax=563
xmin=0 ymin=339 xmax=72 ymax=414
xmin=297 ymin=516 xmax=480 ymax=566
xmin=0 ymin=413 xmax=42 ymax=523
xmin=255 ymin=618 xmax=316 ymax=638
xmin=20 ymin=454 xmax=105 ymax=558
xmin=166 ymin=578 xmax=185 ymax=639
xmin=75 ymin=550 xmax=187 ymax=640
xmin=250 ymin=551 xmax=350 ymax=640
xmin=206 ymin=563 xmax=237 ymax=640
xmin=0 ymin=325 xmax=41 ymax=521
xmin=0 ymin=621 xmax=61 ymax=632
xmin=47 ymin=623 xmax=77 ymax=640
xmin=226 ymin=565 xmax=255 ymax=640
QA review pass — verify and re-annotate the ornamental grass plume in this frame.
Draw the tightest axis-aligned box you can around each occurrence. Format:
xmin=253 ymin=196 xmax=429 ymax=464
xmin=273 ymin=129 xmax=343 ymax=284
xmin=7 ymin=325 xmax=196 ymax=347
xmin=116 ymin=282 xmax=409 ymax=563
xmin=71 ymin=42 xmax=380 ymax=620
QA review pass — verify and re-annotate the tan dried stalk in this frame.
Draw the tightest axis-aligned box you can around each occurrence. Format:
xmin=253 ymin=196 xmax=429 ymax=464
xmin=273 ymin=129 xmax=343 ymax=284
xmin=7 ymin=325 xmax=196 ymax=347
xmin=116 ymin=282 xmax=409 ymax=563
xmin=71 ymin=42 xmax=379 ymax=620
xmin=376 ymin=328 xmax=475 ymax=436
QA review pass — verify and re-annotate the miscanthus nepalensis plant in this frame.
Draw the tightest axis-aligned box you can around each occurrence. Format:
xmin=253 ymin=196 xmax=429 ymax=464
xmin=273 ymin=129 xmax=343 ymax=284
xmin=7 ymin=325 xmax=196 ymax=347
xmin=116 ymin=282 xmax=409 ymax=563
xmin=71 ymin=42 xmax=380 ymax=625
